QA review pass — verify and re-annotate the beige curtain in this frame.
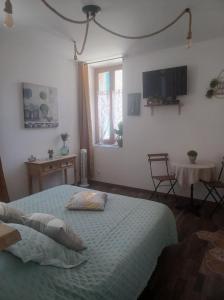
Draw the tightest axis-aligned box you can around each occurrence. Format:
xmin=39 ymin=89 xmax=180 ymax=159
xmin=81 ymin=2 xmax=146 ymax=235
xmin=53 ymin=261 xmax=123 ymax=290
xmin=78 ymin=62 xmax=94 ymax=179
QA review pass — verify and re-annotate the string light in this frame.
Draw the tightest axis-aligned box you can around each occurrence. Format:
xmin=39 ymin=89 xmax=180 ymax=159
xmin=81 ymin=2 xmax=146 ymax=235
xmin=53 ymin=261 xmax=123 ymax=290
xmin=39 ymin=1 xmax=193 ymax=59
xmin=2 ymin=1 xmax=193 ymax=57
xmin=3 ymin=0 xmax=14 ymax=28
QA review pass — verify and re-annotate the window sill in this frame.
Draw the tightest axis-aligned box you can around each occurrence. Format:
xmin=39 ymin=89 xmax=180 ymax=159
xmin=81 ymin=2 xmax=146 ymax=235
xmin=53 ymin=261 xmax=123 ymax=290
xmin=94 ymin=144 xmax=120 ymax=149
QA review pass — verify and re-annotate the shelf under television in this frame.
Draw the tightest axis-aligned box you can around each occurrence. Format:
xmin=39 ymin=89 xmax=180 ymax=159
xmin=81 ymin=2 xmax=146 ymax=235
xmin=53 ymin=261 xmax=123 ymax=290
xmin=145 ymin=100 xmax=183 ymax=115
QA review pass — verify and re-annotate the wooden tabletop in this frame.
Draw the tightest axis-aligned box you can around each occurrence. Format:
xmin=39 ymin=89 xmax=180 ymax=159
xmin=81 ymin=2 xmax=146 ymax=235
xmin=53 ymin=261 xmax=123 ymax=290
xmin=25 ymin=154 xmax=77 ymax=165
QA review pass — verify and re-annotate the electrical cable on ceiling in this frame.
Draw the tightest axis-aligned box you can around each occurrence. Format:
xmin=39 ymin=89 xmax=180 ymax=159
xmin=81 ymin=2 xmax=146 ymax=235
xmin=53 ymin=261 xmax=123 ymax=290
xmin=93 ymin=8 xmax=192 ymax=40
xmin=3 ymin=1 xmax=193 ymax=60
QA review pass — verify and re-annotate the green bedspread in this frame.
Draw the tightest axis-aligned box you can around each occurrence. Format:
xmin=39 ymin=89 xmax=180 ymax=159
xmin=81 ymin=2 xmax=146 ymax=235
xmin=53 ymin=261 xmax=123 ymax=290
xmin=0 ymin=185 xmax=177 ymax=300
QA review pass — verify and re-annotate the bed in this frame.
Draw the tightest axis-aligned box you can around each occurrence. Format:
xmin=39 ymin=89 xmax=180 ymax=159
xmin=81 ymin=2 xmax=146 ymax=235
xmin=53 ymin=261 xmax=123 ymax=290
xmin=0 ymin=185 xmax=177 ymax=300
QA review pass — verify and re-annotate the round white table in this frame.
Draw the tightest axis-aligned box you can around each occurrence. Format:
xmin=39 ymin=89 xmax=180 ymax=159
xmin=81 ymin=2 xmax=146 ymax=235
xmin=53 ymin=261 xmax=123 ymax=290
xmin=172 ymin=161 xmax=216 ymax=214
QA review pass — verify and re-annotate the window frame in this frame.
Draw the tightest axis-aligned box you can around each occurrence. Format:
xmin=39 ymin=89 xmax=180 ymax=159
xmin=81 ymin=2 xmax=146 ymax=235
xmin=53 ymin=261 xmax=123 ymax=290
xmin=94 ymin=64 xmax=123 ymax=145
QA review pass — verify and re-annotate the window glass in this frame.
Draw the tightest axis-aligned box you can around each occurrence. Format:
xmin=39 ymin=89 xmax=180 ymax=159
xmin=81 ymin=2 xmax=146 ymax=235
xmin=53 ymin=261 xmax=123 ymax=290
xmin=113 ymin=70 xmax=123 ymax=130
xmin=98 ymin=72 xmax=110 ymax=140
xmin=95 ymin=66 xmax=123 ymax=144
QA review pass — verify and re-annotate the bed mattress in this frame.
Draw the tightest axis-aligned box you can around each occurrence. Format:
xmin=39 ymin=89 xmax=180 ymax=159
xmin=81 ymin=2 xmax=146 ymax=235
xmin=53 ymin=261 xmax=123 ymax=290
xmin=0 ymin=185 xmax=177 ymax=300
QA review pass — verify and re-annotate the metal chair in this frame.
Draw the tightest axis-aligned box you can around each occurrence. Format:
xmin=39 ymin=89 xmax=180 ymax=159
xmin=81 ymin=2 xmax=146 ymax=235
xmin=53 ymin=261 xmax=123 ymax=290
xmin=147 ymin=153 xmax=177 ymax=199
xmin=0 ymin=157 xmax=9 ymax=203
xmin=201 ymin=158 xmax=224 ymax=216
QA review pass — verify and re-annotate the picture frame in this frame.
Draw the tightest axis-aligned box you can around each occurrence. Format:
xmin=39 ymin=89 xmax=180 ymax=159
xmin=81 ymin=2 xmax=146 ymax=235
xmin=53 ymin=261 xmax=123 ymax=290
xmin=23 ymin=82 xmax=59 ymax=128
xmin=127 ymin=93 xmax=141 ymax=116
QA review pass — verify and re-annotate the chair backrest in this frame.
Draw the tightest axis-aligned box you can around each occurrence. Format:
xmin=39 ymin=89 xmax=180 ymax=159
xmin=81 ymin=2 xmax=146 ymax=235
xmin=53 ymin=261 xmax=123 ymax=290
xmin=217 ymin=157 xmax=224 ymax=180
xmin=0 ymin=157 xmax=9 ymax=203
xmin=147 ymin=153 xmax=170 ymax=179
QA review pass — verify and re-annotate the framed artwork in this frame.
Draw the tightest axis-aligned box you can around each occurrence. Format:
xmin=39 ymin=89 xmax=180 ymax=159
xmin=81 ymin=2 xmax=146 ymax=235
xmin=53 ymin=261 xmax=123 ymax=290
xmin=127 ymin=93 xmax=141 ymax=116
xmin=23 ymin=83 xmax=59 ymax=128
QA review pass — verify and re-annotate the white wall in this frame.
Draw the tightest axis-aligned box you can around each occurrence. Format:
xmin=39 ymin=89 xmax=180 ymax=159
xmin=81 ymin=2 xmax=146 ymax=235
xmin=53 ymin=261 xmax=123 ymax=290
xmin=93 ymin=37 xmax=224 ymax=199
xmin=0 ymin=30 xmax=79 ymax=200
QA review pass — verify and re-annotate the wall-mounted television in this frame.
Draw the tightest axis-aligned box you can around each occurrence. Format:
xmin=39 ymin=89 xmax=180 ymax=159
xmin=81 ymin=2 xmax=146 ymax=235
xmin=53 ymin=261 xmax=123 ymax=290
xmin=142 ymin=66 xmax=187 ymax=100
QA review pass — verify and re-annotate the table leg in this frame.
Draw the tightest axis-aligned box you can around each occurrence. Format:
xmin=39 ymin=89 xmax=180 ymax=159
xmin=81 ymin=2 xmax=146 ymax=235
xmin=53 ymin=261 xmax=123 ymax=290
xmin=176 ymin=184 xmax=200 ymax=216
xmin=190 ymin=184 xmax=194 ymax=206
xmin=189 ymin=183 xmax=200 ymax=216
xmin=28 ymin=175 xmax=33 ymax=195
xmin=38 ymin=175 xmax=43 ymax=192
xmin=64 ymin=169 xmax=68 ymax=184
xmin=74 ymin=158 xmax=78 ymax=185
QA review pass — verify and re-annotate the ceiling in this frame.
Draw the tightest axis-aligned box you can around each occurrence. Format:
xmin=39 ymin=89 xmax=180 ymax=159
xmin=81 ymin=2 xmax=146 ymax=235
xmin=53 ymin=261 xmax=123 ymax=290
xmin=1 ymin=0 xmax=224 ymax=61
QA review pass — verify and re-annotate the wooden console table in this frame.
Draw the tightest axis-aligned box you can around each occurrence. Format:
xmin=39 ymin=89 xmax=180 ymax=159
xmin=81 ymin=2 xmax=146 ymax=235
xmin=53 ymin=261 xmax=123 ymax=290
xmin=25 ymin=154 xmax=78 ymax=195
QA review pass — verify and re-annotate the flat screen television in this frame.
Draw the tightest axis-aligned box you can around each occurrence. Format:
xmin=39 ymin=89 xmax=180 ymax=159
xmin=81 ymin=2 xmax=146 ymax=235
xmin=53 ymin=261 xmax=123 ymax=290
xmin=142 ymin=66 xmax=187 ymax=100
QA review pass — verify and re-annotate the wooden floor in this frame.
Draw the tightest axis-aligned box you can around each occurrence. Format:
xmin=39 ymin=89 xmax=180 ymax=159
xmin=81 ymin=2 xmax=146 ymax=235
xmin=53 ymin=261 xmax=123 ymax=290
xmin=89 ymin=181 xmax=224 ymax=300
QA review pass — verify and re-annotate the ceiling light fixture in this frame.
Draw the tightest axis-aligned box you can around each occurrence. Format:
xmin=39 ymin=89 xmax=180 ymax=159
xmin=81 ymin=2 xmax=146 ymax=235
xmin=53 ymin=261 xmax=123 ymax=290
xmin=40 ymin=1 xmax=192 ymax=60
xmin=3 ymin=0 xmax=14 ymax=28
xmin=3 ymin=0 xmax=192 ymax=59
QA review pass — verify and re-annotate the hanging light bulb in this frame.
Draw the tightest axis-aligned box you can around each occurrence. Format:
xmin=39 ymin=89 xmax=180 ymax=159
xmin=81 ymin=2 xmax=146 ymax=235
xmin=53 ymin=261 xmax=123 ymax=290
xmin=4 ymin=13 xmax=14 ymax=28
xmin=185 ymin=8 xmax=192 ymax=48
xmin=4 ymin=0 xmax=14 ymax=28
xmin=186 ymin=31 xmax=192 ymax=48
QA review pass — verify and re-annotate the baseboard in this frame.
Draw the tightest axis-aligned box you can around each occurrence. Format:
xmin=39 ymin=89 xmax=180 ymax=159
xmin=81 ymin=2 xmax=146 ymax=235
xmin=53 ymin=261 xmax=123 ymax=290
xmin=89 ymin=179 xmax=203 ymax=204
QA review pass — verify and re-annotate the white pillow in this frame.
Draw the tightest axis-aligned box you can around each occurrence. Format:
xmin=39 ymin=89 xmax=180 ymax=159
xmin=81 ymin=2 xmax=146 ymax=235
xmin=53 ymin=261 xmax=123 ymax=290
xmin=0 ymin=202 xmax=24 ymax=224
xmin=66 ymin=191 xmax=107 ymax=211
xmin=22 ymin=213 xmax=85 ymax=251
xmin=6 ymin=223 xmax=88 ymax=269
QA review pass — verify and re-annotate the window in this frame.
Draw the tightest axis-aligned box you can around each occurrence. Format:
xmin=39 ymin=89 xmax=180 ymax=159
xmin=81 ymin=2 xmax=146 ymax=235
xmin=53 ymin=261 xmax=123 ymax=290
xmin=95 ymin=65 xmax=123 ymax=145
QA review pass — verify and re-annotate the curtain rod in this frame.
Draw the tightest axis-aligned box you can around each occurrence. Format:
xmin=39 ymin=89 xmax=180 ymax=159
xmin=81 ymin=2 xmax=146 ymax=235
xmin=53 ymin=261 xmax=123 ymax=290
xmin=85 ymin=56 xmax=124 ymax=65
